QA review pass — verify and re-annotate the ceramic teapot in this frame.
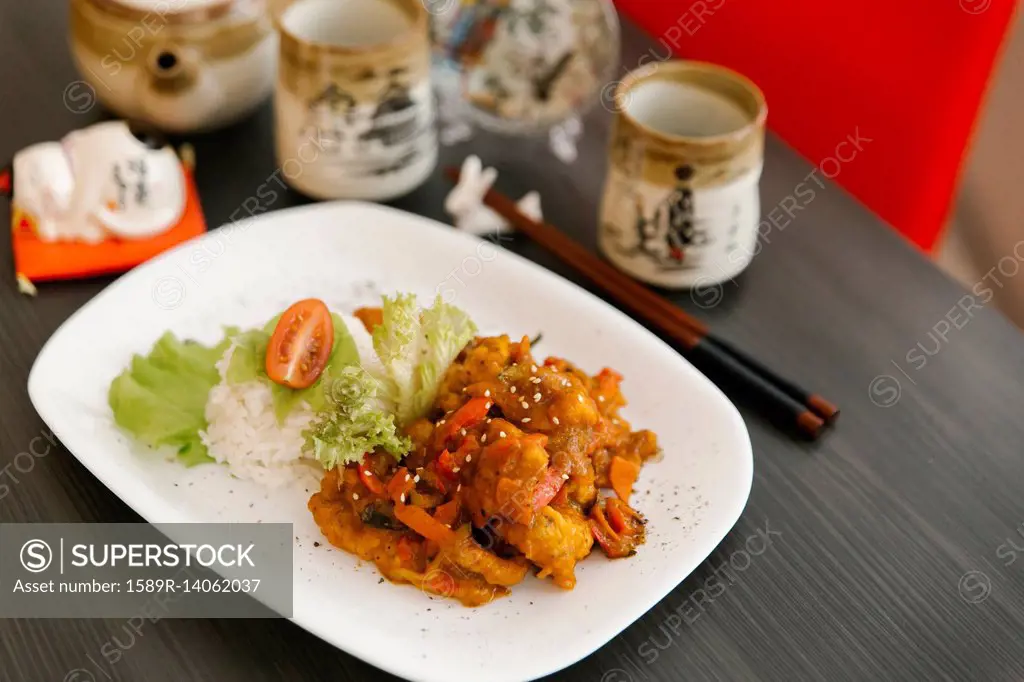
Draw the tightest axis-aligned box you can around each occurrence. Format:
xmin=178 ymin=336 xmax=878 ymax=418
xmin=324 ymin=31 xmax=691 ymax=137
xmin=69 ymin=0 xmax=276 ymax=132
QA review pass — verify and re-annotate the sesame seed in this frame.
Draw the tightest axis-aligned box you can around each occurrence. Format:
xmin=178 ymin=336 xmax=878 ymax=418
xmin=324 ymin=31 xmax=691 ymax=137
xmin=414 ymin=475 xmax=420 ymax=483
xmin=457 ymin=484 xmax=462 ymax=491
xmin=352 ymin=493 xmax=360 ymax=500
xmin=485 ymin=402 xmax=493 ymax=409
xmin=405 ymin=473 xmax=411 ymax=481
xmin=534 ymin=392 xmax=542 ymax=401
xmin=486 ymin=418 xmax=492 ymax=423
xmin=461 ymin=428 xmax=467 ymax=436
xmin=521 ymin=401 xmax=529 ymax=409
xmin=577 ymin=395 xmax=584 ymax=403
xmin=522 ymin=417 xmax=531 ymax=423
xmin=531 ymin=364 xmax=537 ymax=373
xmin=452 ymin=466 xmax=460 ymax=473
xmin=531 ymin=377 xmax=541 ymax=384
xmin=484 ymin=389 xmax=491 ymax=397
xmin=499 ymin=431 xmax=506 ymax=438
xmin=552 ymin=417 xmax=560 ymax=425
xmin=511 ymin=386 xmax=517 ymax=394
xmin=400 ymin=493 xmax=406 ymax=503
xmin=438 ymin=419 xmax=446 ymax=425
xmin=466 ymin=454 xmax=472 ymax=462
xmin=561 ymin=473 xmax=569 ymax=480
xmin=482 ymin=434 xmax=488 ymax=443
xmin=598 ymin=396 xmax=605 ymax=402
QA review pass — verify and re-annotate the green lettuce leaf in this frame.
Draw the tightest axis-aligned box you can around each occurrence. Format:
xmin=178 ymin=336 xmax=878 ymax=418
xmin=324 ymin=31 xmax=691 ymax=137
xmin=304 ymin=365 xmax=410 ymax=469
xmin=108 ymin=332 xmax=234 ymax=466
xmin=372 ymin=294 xmax=477 ymax=426
xmin=225 ymin=313 xmax=359 ymax=422
xmin=110 ymin=297 xmax=475 ymax=473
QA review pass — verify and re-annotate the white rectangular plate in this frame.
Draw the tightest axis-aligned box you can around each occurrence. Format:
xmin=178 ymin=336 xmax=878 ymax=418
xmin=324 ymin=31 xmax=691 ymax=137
xmin=29 ymin=202 xmax=752 ymax=682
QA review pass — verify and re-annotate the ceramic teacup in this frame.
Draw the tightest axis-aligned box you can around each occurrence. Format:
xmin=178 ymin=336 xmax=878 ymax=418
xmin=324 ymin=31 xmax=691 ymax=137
xmin=599 ymin=60 xmax=767 ymax=289
xmin=275 ymin=0 xmax=437 ymax=200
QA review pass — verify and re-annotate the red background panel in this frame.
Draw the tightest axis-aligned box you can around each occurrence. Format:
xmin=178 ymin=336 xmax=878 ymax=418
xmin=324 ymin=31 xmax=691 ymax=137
xmin=614 ymin=0 xmax=1019 ymax=250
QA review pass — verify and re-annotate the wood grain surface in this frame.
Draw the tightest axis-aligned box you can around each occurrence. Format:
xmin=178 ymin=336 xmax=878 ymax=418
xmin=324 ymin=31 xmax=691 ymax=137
xmin=2 ymin=3 xmax=1024 ymax=681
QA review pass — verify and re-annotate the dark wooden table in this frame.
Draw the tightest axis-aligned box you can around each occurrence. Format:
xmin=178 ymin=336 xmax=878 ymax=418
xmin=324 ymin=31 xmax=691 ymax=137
xmin=4 ymin=3 xmax=1024 ymax=681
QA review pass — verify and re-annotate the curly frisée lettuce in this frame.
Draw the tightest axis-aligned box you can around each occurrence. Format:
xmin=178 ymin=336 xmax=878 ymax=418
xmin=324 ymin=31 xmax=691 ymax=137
xmin=373 ymin=293 xmax=478 ymax=426
xmin=304 ymin=366 xmax=410 ymax=469
xmin=108 ymin=332 xmax=234 ymax=466
xmin=304 ymin=294 xmax=477 ymax=468
xmin=108 ymin=294 xmax=477 ymax=475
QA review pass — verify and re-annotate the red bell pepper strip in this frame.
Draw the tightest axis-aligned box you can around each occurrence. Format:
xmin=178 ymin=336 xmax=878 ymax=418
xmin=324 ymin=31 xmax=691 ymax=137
xmin=589 ymin=505 xmax=631 ymax=558
xmin=441 ymin=397 xmax=490 ymax=442
xmin=532 ymin=467 xmax=566 ymax=510
xmin=590 ymin=518 xmax=616 ymax=554
xmin=606 ymin=499 xmax=634 ymax=535
xmin=387 ymin=466 xmax=414 ymax=502
xmin=436 ymin=449 xmax=459 ymax=480
xmin=357 ymin=455 xmax=384 ymax=496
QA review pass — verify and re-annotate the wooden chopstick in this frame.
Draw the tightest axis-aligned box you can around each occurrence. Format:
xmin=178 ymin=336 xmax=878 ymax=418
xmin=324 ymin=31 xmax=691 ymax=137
xmin=703 ymin=336 xmax=839 ymax=423
xmin=445 ymin=168 xmax=834 ymax=439
xmin=450 ymin=169 xmax=836 ymax=424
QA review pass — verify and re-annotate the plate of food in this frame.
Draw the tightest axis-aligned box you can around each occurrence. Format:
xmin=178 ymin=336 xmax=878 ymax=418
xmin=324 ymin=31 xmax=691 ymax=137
xmin=28 ymin=202 xmax=752 ymax=682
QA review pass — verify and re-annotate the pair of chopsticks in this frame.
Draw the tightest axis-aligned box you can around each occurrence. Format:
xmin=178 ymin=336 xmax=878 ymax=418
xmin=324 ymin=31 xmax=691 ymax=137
xmin=444 ymin=168 xmax=838 ymax=440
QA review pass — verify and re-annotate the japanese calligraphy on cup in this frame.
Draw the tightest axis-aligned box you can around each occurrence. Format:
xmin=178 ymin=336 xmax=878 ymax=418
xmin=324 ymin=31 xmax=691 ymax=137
xmin=275 ymin=0 xmax=437 ymax=200
xmin=599 ymin=60 xmax=767 ymax=289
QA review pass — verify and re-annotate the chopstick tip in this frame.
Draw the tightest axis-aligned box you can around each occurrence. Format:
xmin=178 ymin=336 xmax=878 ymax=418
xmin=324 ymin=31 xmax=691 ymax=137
xmin=797 ymin=410 xmax=826 ymax=440
xmin=807 ymin=394 xmax=840 ymax=425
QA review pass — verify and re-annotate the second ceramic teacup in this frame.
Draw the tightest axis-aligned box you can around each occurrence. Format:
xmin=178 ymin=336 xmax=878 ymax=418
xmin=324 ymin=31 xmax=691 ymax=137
xmin=599 ymin=60 xmax=767 ymax=289
xmin=275 ymin=0 xmax=437 ymax=200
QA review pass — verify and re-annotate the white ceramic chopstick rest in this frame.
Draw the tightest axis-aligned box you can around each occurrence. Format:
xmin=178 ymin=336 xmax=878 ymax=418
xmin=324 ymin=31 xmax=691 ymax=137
xmin=445 ymin=155 xmax=542 ymax=236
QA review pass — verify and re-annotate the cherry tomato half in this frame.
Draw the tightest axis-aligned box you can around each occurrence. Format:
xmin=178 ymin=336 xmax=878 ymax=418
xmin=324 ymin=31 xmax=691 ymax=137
xmin=532 ymin=467 xmax=566 ymax=511
xmin=265 ymin=298 xmax=334 ymax=389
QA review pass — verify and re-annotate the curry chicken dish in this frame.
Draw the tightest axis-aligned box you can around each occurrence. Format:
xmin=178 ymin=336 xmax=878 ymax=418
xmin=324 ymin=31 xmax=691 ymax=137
xmin=309 ymin=308 xmax=661 ymax=606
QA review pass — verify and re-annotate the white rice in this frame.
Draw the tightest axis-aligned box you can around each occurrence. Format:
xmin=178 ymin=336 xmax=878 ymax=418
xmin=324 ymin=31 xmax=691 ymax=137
xmin=200 ymin=343 xmax=318 ymax=488
xmin=199 ymin=314 xmax=379 ymax=488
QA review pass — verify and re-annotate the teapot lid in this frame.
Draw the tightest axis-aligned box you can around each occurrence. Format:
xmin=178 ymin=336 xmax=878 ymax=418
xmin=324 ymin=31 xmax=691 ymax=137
xmin=116 ymin=0 xmax=228 ymax=8
xmin=90 ymin=0 xmax=241 ymax=23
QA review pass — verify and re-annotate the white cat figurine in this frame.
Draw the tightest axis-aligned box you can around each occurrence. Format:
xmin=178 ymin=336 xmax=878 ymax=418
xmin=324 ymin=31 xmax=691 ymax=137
xmin=11 ymin=121 xmax=186 ymax=243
